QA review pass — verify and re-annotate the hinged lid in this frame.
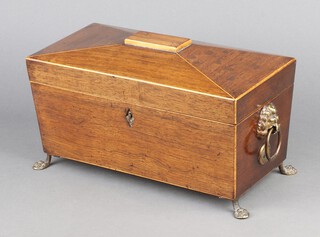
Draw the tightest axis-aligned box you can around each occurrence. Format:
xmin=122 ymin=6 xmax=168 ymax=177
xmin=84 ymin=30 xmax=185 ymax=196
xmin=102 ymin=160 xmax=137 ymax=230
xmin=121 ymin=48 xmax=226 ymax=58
xmin=26 ymin=23 xmax=296 ymax=125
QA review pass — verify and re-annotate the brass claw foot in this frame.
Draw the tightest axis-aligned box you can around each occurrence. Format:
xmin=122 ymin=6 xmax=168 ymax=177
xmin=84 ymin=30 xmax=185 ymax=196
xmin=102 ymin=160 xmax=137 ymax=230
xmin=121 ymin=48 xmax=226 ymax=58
xmin=33 ymin=154 xmax=52 ymax=170
xmin=232 ymin=200 xmax=249 ymax=219
xmin=279 ymin=163 xmax=297 ymax=175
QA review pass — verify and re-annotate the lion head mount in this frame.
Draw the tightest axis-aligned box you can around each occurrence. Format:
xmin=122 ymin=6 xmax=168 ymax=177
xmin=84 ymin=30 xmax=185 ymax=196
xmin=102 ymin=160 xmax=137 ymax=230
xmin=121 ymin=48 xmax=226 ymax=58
xmin=257 ymin=103 xmax=280 ymax=138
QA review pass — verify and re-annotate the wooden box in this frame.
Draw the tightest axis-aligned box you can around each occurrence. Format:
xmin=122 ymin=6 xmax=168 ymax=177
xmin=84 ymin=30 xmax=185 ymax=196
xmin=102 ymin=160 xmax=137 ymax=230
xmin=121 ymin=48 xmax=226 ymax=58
xmin=26 ymin=23 xmax=297 ymax=219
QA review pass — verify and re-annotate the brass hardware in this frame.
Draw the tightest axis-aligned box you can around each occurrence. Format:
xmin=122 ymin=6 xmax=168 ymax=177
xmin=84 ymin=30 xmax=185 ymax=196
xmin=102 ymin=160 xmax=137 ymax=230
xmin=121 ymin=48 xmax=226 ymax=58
xmin=125 ymin=109 xmax=135 ymax=127
xmin=232 ymin=200 xmax=249 ymax=219
xmin=279 ymin=163 xmax=297 ymax=175
xmin=258 ymin=145 xmax=269 ymax=165
xmin=257 ymin=103 xmax=279 ymax=137
xmin=257 ymin=103 xmax=282 ymax=165
xmin=265 ymin=126 xmax=281 ymax=160
xmin=258 ymin=126 xmax=282 ymax=165
xmin=33 ymin=154 xmax=52 ymax=170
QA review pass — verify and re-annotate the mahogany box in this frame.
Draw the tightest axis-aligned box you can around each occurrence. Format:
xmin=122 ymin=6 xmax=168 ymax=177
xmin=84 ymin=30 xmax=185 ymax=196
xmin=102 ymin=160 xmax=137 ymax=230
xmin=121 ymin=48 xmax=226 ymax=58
xmin=26 ymin=23 xmax=297 ymax=219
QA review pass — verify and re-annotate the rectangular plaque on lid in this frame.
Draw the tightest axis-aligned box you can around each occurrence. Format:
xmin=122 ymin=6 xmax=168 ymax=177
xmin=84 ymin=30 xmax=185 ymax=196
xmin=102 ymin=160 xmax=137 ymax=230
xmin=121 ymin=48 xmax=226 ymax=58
xmin=124 ymin=31 xmax=192 ymax=53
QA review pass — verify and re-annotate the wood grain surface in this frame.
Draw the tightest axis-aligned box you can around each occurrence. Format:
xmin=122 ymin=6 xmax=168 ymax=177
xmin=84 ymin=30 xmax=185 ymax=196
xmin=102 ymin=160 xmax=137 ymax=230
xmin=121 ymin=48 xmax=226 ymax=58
xmin=236 ymin=62 xmax=296 ymax=123
xmin=31 ymin=83 xmax=235 ymax=199
xmin=33 ymin=23 xmax=136 ymax=56
xmin=27 ymin=23 xmax=297 ymax=200
xmin=236 ymin=86 xmax=293 ymax=198
xmin=29 ymin=23 xmax=297 ymax=124
xmin=26 ymin=60 xmax=235 ymax=123
xmin=179 ymin=44 xmax=295 ymax=98
xmin=125 ymin=31 xmax=192 ymax=53
xmin=29 ymin=45 xmax=230 ymax=98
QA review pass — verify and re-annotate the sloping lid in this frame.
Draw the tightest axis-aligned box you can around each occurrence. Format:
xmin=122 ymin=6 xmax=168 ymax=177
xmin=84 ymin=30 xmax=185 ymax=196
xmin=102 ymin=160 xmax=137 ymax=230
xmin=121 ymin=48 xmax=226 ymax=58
xmin=29 ymin=23 xmax=231 ymax=99
xmin=179 ymin=43 xmax=295 ymax=99
xmin=28 ymin=23 xmax=295 ymax=124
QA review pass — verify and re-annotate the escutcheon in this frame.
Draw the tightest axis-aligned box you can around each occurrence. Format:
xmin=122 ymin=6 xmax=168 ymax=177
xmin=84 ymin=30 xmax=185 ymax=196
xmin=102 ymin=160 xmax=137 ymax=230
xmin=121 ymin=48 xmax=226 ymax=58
xmin=125 ymin=109 xmax=135 ymax=127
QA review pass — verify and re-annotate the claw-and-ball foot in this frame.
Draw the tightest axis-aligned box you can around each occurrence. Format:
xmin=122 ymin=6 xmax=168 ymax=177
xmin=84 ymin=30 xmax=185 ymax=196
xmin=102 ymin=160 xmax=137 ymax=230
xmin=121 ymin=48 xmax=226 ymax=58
xmin=279 ymin=163 xmax=297 ymax=175
xmin=33 ymin=154 xmax=52 ymax=170
xmin=232 ymin=200 xmax=249 ymax=219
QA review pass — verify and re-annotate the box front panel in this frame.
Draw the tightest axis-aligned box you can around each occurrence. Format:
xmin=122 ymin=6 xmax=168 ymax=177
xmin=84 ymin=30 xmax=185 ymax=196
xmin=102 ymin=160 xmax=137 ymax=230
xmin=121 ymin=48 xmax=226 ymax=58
xmin=26 ymin=60 xmax=235 ymax=124
xmin=236 ymin=86 xmax=293 ymax=198
xmin=31 ymin=83 xmax=235 ymax=199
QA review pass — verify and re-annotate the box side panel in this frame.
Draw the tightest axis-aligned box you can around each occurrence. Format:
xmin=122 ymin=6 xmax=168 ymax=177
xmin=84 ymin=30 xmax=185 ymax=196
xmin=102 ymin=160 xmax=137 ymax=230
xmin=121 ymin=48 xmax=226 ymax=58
xmin=31 ymin=83 xmax=235 ymax=199
xmin=26 ymin=60 xmax=235 ymax=124
xmin=236 ymin=61 xmax=296 ymax=123
xmin=236 ymin=86 xmax=293 ymax=198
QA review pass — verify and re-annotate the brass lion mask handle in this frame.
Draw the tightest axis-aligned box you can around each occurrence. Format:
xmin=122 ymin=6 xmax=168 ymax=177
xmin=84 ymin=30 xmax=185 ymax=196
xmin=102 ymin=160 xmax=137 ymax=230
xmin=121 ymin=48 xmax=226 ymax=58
xmin=257 ymin=103 xmax=282 ymax=165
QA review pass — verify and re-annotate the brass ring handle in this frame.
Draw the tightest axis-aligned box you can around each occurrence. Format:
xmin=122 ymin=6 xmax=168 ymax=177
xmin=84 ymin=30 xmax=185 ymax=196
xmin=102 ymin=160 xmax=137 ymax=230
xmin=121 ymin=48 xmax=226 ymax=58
xmin=257 ymin=103 xmax=281 ymax=165
xmin=265 ymin=126 xmax=282 ymax=161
